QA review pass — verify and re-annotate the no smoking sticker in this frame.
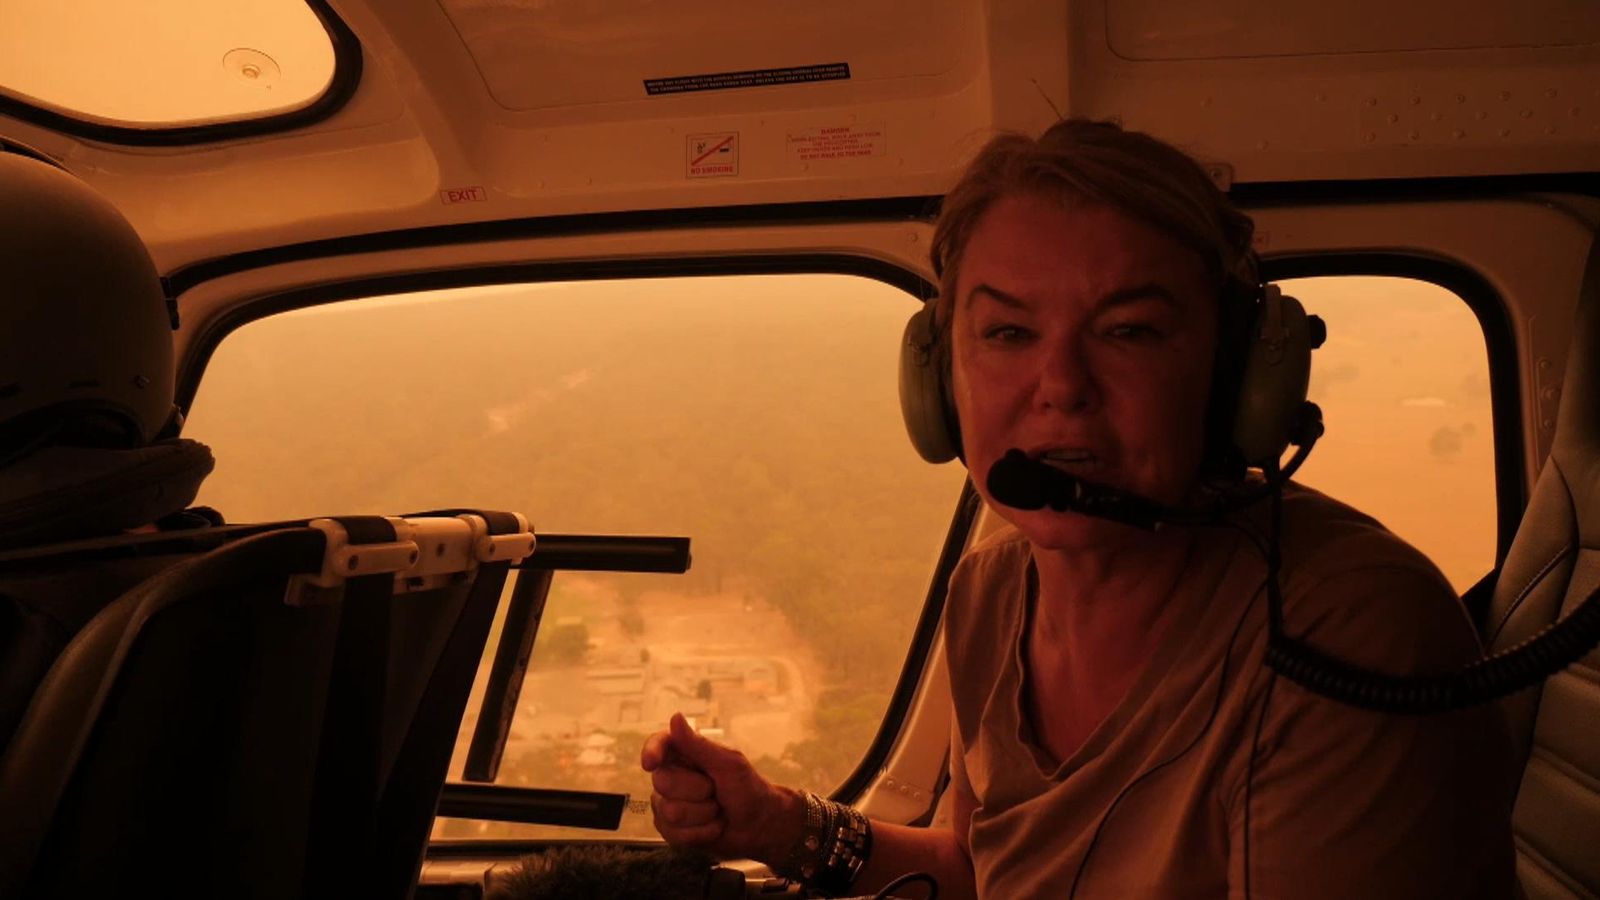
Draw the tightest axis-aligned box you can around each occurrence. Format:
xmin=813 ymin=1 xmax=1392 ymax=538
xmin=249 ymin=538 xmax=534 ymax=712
xmin=687 ymin=132 xmax=739 ymax=178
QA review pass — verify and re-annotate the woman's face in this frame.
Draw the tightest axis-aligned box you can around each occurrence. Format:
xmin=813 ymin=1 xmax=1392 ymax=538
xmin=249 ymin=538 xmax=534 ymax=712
xmin=950 ymin=193 xmax=1220 ymax=552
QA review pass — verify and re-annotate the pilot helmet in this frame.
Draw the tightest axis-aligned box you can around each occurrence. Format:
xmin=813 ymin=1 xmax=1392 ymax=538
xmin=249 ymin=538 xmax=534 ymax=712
xmin=0 ymin=149 xmax=177 ymax=460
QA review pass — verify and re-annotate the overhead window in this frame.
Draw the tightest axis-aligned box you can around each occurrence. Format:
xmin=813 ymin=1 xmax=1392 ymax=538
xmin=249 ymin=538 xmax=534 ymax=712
xmin=184 ymin=272 xmax=968 ymax=842
xmin=0 ymin=0 xmax=339 ymax=129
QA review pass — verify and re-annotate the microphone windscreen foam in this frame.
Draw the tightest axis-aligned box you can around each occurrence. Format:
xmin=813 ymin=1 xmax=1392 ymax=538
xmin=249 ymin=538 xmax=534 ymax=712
xmin=985 ymin=449 xmax=1049 ymax=510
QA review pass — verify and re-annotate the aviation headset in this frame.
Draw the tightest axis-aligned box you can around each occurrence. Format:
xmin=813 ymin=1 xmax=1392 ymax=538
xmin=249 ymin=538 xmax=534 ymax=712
xmin=898 ymin=270 xmax=1327 ymax=474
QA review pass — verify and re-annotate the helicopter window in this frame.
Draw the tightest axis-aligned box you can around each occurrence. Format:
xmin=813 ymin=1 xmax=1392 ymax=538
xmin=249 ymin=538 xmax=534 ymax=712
xmin=1278 ymin=275 xmax=1496 ymax=591
xmin=183 ymin=272 xmax=967 ymax=842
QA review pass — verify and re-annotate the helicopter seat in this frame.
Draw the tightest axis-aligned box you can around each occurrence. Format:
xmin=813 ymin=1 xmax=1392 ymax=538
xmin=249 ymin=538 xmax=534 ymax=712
xmin=1484 ymin=238 xmax=1600 ymax=899
xmin=0 ymin=510 xmax=533 ymax=900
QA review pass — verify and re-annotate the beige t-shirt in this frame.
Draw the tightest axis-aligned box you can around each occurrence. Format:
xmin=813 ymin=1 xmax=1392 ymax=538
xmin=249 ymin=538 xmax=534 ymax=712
xmin=944 ymin=483 xmax=1516 ymax=898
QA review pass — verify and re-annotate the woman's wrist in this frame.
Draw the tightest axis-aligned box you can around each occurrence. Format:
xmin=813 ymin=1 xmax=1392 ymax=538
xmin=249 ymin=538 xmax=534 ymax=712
xmin=759 ymin=784 xmax=808 ymax=865
xmin=767 ymin=789 xmax=874 ymax=896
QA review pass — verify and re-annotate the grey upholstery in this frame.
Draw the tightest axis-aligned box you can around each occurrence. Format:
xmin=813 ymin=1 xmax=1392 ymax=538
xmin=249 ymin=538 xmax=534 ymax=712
xmin=1486 ymin=235 xmax=1600 ymax=899
xmin=0 ymin=514 xmax=519 ymax=900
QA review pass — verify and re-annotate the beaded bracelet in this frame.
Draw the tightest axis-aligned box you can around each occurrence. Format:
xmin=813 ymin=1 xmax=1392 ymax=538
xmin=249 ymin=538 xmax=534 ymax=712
xmin=775 ymin=791 xmax=873 ymax=897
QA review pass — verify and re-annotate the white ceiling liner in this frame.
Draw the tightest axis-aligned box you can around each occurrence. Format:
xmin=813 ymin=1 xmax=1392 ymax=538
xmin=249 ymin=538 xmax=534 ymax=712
xmin=1107 ymin=0 xmax=1600 ymax=60
xmin=436 ymin=0 xmax=969 ymax=111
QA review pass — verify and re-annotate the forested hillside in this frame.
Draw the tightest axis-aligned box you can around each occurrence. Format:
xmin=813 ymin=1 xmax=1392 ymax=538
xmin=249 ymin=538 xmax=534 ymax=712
xmin=186 ymin=274 xmax=967 ymax=815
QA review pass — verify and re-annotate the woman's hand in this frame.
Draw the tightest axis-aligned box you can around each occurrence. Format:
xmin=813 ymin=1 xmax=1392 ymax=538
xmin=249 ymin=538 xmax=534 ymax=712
xmin=639 ymin=712 xmax=802 ymax=864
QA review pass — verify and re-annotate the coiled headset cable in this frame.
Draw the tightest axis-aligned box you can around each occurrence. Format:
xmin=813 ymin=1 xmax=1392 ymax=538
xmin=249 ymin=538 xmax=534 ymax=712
xmin=985 ymin=436 xmax=1600 ymax=714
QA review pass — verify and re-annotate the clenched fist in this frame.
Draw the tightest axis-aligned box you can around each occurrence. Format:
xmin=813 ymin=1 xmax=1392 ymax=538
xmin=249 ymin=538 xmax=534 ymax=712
xmin=639 ymin=712 xmax=803 ymax=864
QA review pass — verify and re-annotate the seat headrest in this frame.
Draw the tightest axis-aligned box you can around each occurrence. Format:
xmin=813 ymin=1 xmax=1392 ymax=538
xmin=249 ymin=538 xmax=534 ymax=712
xmin=0 ymin=439 xmax=214 ymax=550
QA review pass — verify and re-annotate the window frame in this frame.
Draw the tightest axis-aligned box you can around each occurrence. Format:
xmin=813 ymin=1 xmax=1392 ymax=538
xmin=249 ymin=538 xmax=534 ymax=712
xmin=177 ymin=251 xmax=937 ymax=408
xmin=177 ymin=252 xmax=978 ymax=829
xmin=173 ymin=218 xmax=1530 ymax=842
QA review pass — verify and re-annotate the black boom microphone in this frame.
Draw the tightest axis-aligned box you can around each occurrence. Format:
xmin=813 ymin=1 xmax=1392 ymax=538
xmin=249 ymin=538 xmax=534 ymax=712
xmin=985 ymin=449 xmax=1172 ymax=530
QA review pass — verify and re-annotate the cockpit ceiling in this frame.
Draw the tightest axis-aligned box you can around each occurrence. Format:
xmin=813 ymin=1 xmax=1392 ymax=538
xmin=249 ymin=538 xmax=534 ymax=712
xmin=1107 ymin=0 xmax=1600 ymax=60
xmin=436 ymin=0 xmax=971 ymax=112
xmin=0 ymin=1 xmax=1596 ymax=275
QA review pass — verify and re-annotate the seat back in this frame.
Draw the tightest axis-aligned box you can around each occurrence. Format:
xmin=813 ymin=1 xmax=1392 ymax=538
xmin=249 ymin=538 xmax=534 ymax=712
xmin=0 ymin=511 xmax=533 ymax=900
xmin=1485 ymin=236 xmax=1600 ymax=899
xmin=0 ymin=541 xmax=202 ymax=751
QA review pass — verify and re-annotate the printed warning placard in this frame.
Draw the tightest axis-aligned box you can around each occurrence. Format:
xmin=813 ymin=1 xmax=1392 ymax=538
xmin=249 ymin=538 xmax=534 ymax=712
xmin=687 ymin=132 xmax=739 ymax=178
xmin=647 ymin=63 xmax=850 ymax=96
xmin=786 ymin=124 xmax=886 ymax=162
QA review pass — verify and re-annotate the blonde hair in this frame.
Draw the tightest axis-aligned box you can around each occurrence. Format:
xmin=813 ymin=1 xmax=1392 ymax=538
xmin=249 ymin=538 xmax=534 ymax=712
xmin=930 ymin=119 xmax=1257 ymax=328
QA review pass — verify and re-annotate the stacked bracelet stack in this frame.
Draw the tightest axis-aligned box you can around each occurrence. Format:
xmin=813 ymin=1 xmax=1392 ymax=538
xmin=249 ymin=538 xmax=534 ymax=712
xmin=775 ymin=791 xmax=873 ymax=897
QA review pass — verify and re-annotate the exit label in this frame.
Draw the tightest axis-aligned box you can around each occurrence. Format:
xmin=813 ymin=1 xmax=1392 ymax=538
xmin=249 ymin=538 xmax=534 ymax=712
xmin=440 ymin=186 xmax=487 ymax=204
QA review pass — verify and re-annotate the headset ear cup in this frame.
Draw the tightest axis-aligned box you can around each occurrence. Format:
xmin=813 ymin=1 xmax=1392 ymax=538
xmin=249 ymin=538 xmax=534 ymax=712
xmin=1232 ymin=285 xmax=1315 ymax=466
xmin=899 ymin=303 xmax=961 ymax=463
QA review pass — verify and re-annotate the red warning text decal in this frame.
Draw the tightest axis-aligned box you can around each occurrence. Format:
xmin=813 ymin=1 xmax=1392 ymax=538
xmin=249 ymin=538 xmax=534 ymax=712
xmin=440 ymin=186 xmax=487 ymax=204
xmin=786 ymin=124 xmax=885 ymax=162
